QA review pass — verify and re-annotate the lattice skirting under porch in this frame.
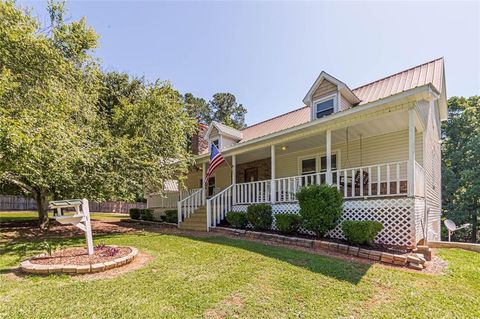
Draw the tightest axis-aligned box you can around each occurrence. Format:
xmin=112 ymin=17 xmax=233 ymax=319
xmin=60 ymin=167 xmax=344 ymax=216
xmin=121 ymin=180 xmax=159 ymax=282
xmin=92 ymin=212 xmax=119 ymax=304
xmin=231 ymin=197 xmax=417 ymax=247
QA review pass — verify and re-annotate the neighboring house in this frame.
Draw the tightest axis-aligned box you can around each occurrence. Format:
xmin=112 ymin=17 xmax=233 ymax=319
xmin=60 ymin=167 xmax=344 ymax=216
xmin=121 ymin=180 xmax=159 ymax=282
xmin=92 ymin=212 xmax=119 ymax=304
xmin=148 ymin=58 xmax=447 ymax=248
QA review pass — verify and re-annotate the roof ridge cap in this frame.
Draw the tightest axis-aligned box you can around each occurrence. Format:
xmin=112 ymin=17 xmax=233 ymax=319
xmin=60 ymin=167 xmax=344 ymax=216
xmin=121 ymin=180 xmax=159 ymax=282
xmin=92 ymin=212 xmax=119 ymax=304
xmin=242 ymin=105 xmax=309 ymax=131
xmin=352 ymin=57 xmax=444 ymax=92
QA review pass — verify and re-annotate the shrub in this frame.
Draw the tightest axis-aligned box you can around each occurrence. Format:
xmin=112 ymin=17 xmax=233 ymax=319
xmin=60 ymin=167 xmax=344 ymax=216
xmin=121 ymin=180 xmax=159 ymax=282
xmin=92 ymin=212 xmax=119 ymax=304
xmin=296 ymin=184 xmax=343 ymax=237
xmin=129 ymin=208 xmax=141 ymax=220
xmin=275 ymin=214 xmax=300 ymax=234
xmin=246 ymin=204 xmax=273 ymax=230
xmin=164 ymin=210 xmax=178 ymax=223
xmin=226 ymin=211 xmax=248 ymax=229
xmin=341 ymin=220 xmax=384 ymax=245
xmin=140 ymin=209 xmax=154 ymax=221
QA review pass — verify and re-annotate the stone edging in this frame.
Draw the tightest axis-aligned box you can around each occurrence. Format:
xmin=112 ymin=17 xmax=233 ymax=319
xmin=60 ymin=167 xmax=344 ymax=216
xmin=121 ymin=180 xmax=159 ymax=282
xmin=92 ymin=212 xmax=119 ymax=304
xmin=212 ymin=227 xmax=427 ymax=270
xmin=20 ymin=246 xmax=139 ymax=275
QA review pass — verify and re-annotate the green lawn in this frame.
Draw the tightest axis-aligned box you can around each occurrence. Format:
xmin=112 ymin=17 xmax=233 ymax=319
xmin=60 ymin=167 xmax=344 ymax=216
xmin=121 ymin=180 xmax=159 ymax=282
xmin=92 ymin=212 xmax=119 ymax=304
xmin=1 ymin=225 xmax=479 ymax=318
xmin=0 ymin=211 xmax=129 ymax=222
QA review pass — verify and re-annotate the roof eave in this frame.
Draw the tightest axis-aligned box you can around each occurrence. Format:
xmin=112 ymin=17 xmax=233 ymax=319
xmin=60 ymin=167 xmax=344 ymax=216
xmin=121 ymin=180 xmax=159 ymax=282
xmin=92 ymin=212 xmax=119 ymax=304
xmin=195 ymin=84 xmax=437 ymax=162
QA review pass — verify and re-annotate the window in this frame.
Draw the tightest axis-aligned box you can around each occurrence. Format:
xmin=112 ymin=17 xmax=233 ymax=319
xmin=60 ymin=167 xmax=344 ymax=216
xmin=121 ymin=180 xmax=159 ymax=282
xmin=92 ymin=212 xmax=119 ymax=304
xmin=212 ymin=139 xmax=220 ymax=148
xmin=320 ymin=154 xmax=337 ymax=183
xmin=320 ymin=154 xmax=337 ymax=172
xmin=315 ymin=98 xmax=335 ymax=119
xmin=301 ymin=158 xmax=316 ymax=175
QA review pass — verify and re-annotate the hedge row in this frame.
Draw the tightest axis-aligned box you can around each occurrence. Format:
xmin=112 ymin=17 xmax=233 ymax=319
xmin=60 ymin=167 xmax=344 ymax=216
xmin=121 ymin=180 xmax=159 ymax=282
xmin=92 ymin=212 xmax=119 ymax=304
xmin=224 ymin=185 xmax=383 ymax=246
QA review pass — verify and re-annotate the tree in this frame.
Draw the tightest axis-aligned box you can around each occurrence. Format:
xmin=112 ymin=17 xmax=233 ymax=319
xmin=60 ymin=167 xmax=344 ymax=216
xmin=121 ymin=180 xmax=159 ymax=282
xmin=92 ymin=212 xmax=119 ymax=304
xmin=97 ymin=71 xmax=147 ymax=124
xmin=209 ymin=93 xmax=247 ymax=129
xmin=184 ymin=92 xmax=247 ymax=129
xmin=442 ymin=96 xmax=480 ymax=242
xmin=0 ymin=2 xmax=195 ymax=227
xmin=184 ymin=93 xmax=209 ymax=124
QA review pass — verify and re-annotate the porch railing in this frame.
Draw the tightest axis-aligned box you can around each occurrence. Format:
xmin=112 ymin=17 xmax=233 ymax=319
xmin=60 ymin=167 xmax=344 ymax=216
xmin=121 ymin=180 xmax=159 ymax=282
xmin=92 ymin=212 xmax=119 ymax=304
xmin=201 ymin=160 xmax=424 ymax=230
xmin=333 ymin=161 xmax=409 ymax=199
xmin=275 ymin=172 xmax=327 ymax=202
xmin=235 ymin=180 xmax=271 ymax=204
xmin=148 ymin=188 xmax=200 ymax=209
xmin=177 ymin=188 xmax=204 ymax=224
xmin=207 ymin=184 xmax=234 ymax=229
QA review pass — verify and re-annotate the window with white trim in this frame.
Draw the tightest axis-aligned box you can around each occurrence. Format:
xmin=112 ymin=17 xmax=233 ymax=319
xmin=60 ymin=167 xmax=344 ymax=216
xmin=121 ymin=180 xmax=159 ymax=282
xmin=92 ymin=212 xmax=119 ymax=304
xmin=315 ymin=98 xmax=335 ymax=119
xmin=212 ymin=139 xmax=220 ymax=148
xmin=301 ymin=158 xmax=316 ymax=175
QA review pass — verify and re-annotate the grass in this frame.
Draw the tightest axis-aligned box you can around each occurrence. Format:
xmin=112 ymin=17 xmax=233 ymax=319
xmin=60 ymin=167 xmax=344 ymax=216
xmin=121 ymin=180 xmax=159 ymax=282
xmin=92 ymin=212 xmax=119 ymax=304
xmin=1 ymin=221 xmax=479 ymax=318
xmin=0 ymin=211 xmax=129 ymax=222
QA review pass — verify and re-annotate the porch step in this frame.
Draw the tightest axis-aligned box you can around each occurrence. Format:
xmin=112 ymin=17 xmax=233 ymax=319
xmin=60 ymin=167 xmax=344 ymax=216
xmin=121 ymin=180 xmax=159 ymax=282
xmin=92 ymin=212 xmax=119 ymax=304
xmin=178 ymin=206 xmax=208 ymax=231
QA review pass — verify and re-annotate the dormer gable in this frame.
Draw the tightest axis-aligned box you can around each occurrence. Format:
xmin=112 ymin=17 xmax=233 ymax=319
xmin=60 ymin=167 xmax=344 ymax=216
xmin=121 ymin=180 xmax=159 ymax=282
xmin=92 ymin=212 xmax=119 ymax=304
xmin=205 ymin=121 xmax=243 ymax=150
xmin=303 ymin=71 xmax=360 ymax=120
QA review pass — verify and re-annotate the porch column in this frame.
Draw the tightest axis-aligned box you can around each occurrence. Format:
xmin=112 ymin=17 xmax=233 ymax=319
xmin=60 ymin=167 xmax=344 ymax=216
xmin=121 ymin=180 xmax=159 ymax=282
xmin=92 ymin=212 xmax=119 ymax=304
xmin=408 ymin=108 xmax=415 ymax=197
xmin=202 ymin=162 xmax=207 ymax=203
xmin=270 ymin=145 xmax=276 ymax=203
xmin=232 ymin=155 xmax=236 ymax=204
xmin=326 ymin=130 xmax=332 ymax=185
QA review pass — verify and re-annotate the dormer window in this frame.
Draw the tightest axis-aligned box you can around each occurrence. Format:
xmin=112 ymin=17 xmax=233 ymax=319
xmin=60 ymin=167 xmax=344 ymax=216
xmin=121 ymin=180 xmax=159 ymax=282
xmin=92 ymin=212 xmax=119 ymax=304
xmin=315 ymin=96 xmax=336 ymax=119
xmin=212 ymin=139 xmax=220 ymax=148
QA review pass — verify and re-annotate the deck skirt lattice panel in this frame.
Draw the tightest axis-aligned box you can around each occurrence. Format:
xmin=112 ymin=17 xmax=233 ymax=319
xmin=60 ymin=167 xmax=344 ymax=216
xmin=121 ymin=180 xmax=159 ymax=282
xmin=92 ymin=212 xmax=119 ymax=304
xmin=231 ymin=197 xmax=415 ymax=247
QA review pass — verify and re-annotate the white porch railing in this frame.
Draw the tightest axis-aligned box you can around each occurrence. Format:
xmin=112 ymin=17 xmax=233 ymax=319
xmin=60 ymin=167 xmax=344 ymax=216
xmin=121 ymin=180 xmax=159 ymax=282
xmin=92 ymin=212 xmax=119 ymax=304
xmin=414 ymin=161 xmax=425 ymax=197
xmin=333 ymin=161 xmax=409 ymax=199
xmin=148 ymin=188 xmax=200 ymax=209
xmin=199 ymin=161 xmax=424 ymax=230
xmin=235 ymin=180 xmax=271 ymax=204
xmin=177 ymin=188 xmax=205 ymax=224
xmin=275 ymin=172 xmax=326 ymax=202
xmin=207 ymin=185 xmax=234 ymax=229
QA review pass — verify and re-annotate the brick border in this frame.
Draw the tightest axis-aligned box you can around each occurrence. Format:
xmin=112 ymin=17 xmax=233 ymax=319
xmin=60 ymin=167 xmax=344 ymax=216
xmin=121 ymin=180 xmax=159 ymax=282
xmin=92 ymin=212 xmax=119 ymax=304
xmin=212 ymin=227 xmax=427 ymax=270
xmin=20 ymin=246 xmax=139 ymax=275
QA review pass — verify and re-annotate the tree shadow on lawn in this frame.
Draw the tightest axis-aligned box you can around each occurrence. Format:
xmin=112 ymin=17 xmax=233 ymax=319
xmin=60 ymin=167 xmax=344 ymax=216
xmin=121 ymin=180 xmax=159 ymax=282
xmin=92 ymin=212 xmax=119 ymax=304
xmin=188 ymin=235 xmax=371 ymax=285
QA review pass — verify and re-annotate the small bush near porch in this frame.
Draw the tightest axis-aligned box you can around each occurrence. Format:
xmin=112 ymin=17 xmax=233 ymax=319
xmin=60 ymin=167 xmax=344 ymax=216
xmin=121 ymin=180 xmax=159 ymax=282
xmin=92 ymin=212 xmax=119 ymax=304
xmin=296 ymin=184 xmax=343 ymax=237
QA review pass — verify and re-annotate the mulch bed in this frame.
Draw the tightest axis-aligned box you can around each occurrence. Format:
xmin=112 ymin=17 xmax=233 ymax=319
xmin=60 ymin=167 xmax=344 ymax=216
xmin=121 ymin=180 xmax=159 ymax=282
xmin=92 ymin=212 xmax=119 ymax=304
xmin=30 ymin=246 xmax=131 ymax=266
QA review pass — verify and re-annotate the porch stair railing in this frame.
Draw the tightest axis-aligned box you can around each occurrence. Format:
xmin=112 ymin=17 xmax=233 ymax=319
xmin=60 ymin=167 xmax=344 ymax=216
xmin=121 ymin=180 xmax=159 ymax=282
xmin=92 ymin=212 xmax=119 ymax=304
xmin=177 ymin=188 xmax=205 ymax=224
xmin=206 ymin=184 xmax=234 ymax=231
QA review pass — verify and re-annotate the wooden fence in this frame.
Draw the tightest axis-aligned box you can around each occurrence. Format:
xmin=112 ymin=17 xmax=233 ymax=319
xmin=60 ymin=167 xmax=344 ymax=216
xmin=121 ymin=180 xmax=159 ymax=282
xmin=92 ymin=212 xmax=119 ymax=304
xmin=0 ymin=195 xmax=145 ymax=214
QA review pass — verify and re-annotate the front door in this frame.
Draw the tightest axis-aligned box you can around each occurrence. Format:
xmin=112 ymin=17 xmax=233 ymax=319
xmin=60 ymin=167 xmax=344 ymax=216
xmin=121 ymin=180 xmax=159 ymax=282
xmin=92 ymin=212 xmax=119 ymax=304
xmin=208 ymin=177 xmax=215 ymax=196
xmin=244 ymin=168 xmax=258 ymax=182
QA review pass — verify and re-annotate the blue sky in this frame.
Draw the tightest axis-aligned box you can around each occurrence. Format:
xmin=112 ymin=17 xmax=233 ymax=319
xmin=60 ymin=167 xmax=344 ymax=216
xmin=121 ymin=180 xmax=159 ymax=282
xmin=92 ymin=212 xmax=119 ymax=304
xmin=20 ymin=1 xmax=480 ymax=126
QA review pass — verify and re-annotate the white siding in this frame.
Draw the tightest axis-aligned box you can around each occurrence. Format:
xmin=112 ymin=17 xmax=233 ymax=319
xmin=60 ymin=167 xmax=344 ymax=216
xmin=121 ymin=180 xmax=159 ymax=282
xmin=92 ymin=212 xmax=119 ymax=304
xmin=312 ymin=79 xmax=337 ymax=101
xmin=275 ymin=129 xmax=423 ymax=181
xmin=422 ymin=100 xmax=442 ymax=241
xmin=339 ymin=93 xmax=352 ymax=111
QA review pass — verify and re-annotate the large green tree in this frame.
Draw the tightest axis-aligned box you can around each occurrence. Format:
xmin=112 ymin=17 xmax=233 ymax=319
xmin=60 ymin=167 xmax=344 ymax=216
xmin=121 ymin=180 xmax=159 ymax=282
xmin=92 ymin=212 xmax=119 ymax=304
xmin=442 ymin=96 xmax=480 ymax=242
xmin=0 ymin=2 xmax=195 ymax=227
xmin=184 ymin=92 xmax=247 ymax=129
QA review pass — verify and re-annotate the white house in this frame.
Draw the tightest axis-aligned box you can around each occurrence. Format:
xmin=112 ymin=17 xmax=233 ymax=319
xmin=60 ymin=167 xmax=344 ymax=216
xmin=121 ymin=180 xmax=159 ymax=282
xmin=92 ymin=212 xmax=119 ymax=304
xmin=148 ymin=58 xmax=447 ymax=248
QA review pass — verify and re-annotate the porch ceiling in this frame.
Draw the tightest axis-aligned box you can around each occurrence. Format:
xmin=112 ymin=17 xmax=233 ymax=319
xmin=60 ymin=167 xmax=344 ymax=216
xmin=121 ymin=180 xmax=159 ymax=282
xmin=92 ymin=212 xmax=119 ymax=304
xmin=234 ymin=109 xmax=409 ymax=162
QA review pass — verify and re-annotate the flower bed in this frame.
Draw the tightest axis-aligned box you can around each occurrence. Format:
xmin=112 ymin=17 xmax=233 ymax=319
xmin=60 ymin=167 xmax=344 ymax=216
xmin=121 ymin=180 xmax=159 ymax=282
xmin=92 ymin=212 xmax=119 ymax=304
xmin=211 ymin=227 xmax=428 ymax=270
xmin=20 ymin=245 xmax=139 ymax=274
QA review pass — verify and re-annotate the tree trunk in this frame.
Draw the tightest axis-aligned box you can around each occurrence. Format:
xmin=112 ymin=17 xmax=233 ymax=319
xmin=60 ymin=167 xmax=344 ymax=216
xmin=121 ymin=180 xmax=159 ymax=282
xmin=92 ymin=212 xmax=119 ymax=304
xmin=472 ymin=211 xmax=478 ymax=243
xmin=36 ymin=191 xmax=49 ymax=229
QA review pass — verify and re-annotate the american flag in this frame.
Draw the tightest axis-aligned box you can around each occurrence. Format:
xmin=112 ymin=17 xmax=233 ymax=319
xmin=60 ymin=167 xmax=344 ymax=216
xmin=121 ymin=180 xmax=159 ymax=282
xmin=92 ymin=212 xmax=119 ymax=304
xmin=205 ymin=143 xmax=225 ymax=184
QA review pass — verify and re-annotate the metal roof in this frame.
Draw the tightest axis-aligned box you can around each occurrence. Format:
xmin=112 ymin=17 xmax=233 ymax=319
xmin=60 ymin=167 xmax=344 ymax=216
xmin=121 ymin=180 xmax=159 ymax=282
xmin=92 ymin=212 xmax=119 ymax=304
xmin=237 ymin=58 xmax=444 ymax=143
xmin=352 ymin=58 xmax=443 ymax=105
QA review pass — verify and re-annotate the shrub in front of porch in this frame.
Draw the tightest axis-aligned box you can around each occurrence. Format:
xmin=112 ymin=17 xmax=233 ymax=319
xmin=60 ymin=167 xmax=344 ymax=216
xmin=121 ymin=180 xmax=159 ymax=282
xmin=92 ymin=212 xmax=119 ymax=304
xmin=275 ymin=214 xmax=300 ymax=234
xmin=296 ymin=185 xmax=343 ymax=237
xmin=164 ymin=210 xmax=178 ymax=223
xmin=129 ymin=208 xmax=141 ymax=220
xmin=226 ymin=212 xmax=248 ymax=229
xmin=246 ymin=204 xmax=273 ymax=230
xmin=140 ymin=209 xmax=154 ymax=221
xmin=341 ymin=220 xmax=383 ymax=245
